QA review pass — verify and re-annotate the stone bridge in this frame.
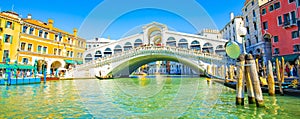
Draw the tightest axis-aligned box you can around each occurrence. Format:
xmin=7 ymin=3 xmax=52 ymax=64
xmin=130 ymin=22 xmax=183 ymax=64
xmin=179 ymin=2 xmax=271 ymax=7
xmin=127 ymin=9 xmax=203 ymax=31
xmin=72 ymin=46 xmax=232 ymax=79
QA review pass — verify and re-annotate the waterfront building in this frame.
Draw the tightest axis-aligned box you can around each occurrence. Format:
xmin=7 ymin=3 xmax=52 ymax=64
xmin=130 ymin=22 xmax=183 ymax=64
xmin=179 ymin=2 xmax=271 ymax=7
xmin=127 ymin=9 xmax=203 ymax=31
xmin=0 ymin=11 xmax=86 ymax=74
xmin=220 ymin=13 xmax=245 ymax=53
xmin=86 ymin=37 xmax=115 ymax=50
xmin=0 ymin=11 xmax=22 ymax=63
xmin=242 ymin=0 xmax=271 ymax=63
xmin=260 ymin=0 xmax=300 ymax=61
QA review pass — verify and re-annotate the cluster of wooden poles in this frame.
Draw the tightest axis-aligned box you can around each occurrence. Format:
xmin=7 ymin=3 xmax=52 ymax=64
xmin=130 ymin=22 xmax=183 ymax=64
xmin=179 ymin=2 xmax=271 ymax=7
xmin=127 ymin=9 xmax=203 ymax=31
xmin=235 ymin=54 xmax=285 ymax=107
xmin=206 ymin=54 xmax=287 ymax=107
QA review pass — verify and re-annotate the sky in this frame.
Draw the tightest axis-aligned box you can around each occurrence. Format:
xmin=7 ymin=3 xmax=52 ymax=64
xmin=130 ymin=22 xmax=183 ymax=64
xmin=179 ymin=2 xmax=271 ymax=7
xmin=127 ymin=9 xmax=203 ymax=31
xmin=0 ymin=0 xmax=245 ymax=40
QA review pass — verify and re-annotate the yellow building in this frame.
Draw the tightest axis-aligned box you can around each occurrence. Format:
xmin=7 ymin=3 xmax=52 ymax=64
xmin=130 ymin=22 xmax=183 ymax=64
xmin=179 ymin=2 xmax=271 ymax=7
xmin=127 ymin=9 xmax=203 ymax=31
xmin=0 ymin=11 xmax=21 ymax=64
xmin=0 ymin=11 xmax=86 ymax=74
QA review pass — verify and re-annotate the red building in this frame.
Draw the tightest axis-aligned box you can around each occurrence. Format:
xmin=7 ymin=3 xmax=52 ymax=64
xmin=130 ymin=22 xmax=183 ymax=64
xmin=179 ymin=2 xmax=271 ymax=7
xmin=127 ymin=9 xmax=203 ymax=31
xmin=260 ymin=0 xmax=300 ymax=61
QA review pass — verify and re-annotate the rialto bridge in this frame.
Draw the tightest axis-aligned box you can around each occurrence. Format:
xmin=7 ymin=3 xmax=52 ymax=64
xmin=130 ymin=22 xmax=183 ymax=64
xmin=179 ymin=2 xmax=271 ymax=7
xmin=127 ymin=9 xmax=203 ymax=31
xmin=74 ymin=22 xmax=231 ymax=78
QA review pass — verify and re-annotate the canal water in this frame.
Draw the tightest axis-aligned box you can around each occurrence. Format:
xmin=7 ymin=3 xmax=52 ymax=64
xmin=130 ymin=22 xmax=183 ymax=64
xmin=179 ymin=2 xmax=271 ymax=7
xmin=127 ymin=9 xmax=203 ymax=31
xmin=0 ymin=76 xmax=300 ymax=118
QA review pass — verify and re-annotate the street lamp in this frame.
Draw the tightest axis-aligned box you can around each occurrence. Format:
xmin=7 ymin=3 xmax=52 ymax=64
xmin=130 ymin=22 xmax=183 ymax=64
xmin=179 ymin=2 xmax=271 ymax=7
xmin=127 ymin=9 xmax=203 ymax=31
xmin=238 ymin=26 xmax=247 ymax=54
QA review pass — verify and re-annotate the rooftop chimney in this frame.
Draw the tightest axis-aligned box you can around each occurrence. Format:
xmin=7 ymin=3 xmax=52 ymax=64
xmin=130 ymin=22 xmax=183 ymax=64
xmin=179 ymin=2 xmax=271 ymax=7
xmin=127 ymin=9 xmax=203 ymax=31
xmin=48 ymin=19 xmax=54 ymax=30
xmin=230 ymin=12 xmax=234 ymax=20
xmin=73 ymin=28 xmax=77 ymax=37
xmin=27 ymin=14 xmax=32 ymax=19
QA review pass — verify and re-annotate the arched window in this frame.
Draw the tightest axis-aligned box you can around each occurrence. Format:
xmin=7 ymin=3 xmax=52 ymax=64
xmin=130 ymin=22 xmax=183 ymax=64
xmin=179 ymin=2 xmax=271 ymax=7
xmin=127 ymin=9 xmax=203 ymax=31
xmin=178 ymin=38 xmax=188 ymax=49
xmin=202 ymin=43 xmax=213 ymax=53
xmin=190 ymin=40 xmax=200 ymax=50
xmin=85 ymin=54 xmax=93 ymax=63
xmin=215 ymin=45 xmax=225 ymax=55
xmin=94 ymin=50 xmax=102 ymax=60
xmin=114 ymin=45 xmax=122 ymax=54
xmin=124 ymin=42 xmax=132 ymax=51
xmin=134 ymin=39 xmax=143 ymax=48
xmin=104 ymin=48 xmax=112 ymax=57
xmin=166 ymin=37 xmax=176 ymax=46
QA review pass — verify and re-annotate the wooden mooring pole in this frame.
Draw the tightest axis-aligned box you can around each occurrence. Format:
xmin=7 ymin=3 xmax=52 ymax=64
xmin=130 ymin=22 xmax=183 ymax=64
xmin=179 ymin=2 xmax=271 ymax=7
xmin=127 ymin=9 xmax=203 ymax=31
xmin=244 ymin=55 xmax=255 ymax=104
xmin=267 ymin=60 xmax=275 ymax=96
xmin=276 ymin=58 xmax=284 ymax=95
xmin=236 ymin=55 xmax=245 ymax=105
xmin=246 ymin=54 xmax=265 ymax=107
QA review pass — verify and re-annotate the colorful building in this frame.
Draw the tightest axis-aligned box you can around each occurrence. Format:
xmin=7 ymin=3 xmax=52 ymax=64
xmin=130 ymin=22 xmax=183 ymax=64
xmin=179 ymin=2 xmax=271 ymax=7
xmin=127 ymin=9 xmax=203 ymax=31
xmin=242 ymin=0 xmax=271 ymax=63
xmin=260 ymin=0 xmax=300 ymax=61
xmin=0 ymin=11 xmax=86 ymax=74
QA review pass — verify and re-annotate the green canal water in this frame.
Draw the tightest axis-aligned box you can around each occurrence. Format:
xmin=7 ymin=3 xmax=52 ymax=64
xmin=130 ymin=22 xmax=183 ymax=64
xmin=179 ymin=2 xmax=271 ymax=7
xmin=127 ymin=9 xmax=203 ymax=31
xmin=0 ymin=76 xmax=300 ymax=118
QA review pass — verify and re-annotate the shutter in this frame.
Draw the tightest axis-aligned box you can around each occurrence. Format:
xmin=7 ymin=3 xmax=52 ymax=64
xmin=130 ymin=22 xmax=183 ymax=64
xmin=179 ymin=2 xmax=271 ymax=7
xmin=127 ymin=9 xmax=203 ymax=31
xmin=10 ymin=35 xmax=13 ymax=44
xmin=12 ymin=22 xmax=14 ymax=30
xmin=5 ymin=21 xmax=7 ymax=28
xmin=3 ymin=34 xmax=6 ymax=42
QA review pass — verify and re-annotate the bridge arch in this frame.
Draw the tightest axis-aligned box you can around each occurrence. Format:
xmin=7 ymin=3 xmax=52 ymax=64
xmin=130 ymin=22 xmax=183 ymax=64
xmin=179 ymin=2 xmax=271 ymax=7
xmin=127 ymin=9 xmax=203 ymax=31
xmin=107 ymin=54 xmax=206 ymax=78
xmin=85 ymin=54 xmax=93 ymax=63
xmin=202 ymin=42 xmax=214 ymax=53
xmin=124 ymin=42 xmax=133 ymax=51
xmin=134 ymin=39 xmax=143 ymax=48
xmin=104 ymin=48 xmax=112 ymax=57
xmin=114 ymin=45 xmax=122 ymax=54
xmin=94 ymin=50 xmax=102 ymax=60
xmin=178 ymin=38 xmax=188 ymax=49
xmin=190 ymin=40 xmax=201 ymax=50
xmin=166 ymin=37 xmax=176 ymax=46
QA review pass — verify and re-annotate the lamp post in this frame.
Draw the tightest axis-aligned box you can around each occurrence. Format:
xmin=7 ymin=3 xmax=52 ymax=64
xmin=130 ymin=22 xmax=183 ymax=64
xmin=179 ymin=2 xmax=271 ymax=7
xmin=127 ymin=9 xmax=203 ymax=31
xmin=238 ymin=26 xmax=247 ymax=54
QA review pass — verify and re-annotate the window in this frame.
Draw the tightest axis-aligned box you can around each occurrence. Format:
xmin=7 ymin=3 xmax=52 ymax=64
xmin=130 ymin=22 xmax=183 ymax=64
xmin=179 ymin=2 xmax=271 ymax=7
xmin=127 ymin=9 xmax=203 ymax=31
xmin=253 ymin=22 xmax=257 ymax=30
xmin=292 ymin=31 xmax=299 ymax=38
xmin=278 ymin=16 xmax=283 ymax=25
xmin=274 ymin=48 xmax=280 ymax=54
xmin=246 ymin=27 xmax=250 ymax=34
xmin=5 ymin=21 xmax=13 ymax=29
xmin=55 ymin=34 xmax=58 ymax=41
xmin=248 ymin=39 xmax=251 ymax=46
xmin=37 ymin=45 xmax=42 ymax=53
xmin=289 ymin=0 xmax=295 ymax=3
xmin=59 ymin=34 xmax=62 ymax=42
xmin=263 ymin=21 xmax=268 ymax=30
xmin=54 ymin=48 xmax=57 ymax=55
xmin=252 ymin=10 xmax=256 ymax=17
xmin=291 ymin=11 xmax=296 ymax=24
xmin=29 ymin=27 xmax=34 ymax=35
xmin=284 ymin=13 xmax=291 ymax=26
xmin=256 ymin=36 xmax=259 ymax=43
xmin=251 ymin=1 xmax=254 ymax=5
xmin=4 ymin=34 xmax=12 ymax=43
xmin=38 ymin=30 xmax=43 ymax=37
xmin=274 ymin=2 xmax=281 ymax=9
xmin=43 ymin=47 xmax=47 ymax=54
xmin=3 ymin=50 xmax=9 ymax=62
xmin=22 ymin=58 xmax=28 ymax=64
xmin=22 ymin=26 xmax=28 ymax=33
xmin=44 ymin=32 xmax=48 ymax=39
xmin=269 ymin=5 xmax=274 ymax=12
xmin=293 ymin=45 xmax=300 ymax=52
xmin=20 ymin=42 xmax=26 ymax=50
xmin=58 ymin=49 xmax=61 ymax=55
xmin=28 ymin=44 xmax=32 ymax=51
xmin=261 ymin=9 xmax=266 ymax=15
xmin=70 ymin=51 xmax=73 ymax=57
xmin=273 ymin=36 xmax=279 ymax=42
xmin=67 ymin=51 xmax=70 ymax=57
xmin=245 ymin=8 xmax=247 ymax=12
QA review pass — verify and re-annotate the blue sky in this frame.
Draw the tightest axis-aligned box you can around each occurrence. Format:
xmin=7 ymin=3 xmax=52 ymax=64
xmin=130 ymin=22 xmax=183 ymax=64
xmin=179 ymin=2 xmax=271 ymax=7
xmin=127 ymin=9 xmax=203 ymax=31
xmin=0 ymin=0 xmax=244 ymax=40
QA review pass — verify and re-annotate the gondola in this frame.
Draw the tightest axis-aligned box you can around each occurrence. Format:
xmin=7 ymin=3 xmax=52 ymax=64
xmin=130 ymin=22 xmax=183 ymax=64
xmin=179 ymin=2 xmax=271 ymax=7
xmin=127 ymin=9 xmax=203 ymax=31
xmin=95 ymin=75 xmax=113 ymax=80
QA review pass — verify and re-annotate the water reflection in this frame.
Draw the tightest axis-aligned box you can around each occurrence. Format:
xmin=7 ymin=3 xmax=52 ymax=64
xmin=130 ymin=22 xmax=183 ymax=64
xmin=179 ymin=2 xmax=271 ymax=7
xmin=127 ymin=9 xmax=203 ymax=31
xmin=0 ymin=78 xmax=300 ymax=118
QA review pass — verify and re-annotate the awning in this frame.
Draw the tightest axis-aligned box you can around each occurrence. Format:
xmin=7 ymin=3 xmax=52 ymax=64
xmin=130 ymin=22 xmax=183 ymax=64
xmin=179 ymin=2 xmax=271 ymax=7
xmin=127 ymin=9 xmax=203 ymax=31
xmin=0 ymin=64 xmax=34 ymax=69
xmin=65 ymin=60 xmax=76 ymax=64
xmin=272 ymin=54 xmax=299 ymax=62
xmin=17 ymin=65 xmax=34 ymax=70
xmin=76 ymin=60 xmax=83 ymax=64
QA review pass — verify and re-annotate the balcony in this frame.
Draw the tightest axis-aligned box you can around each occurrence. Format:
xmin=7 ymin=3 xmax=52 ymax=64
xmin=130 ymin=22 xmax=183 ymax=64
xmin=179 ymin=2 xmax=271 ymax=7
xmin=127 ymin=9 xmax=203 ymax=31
xmin=284 ymin=19 xmax=297 ymax=28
